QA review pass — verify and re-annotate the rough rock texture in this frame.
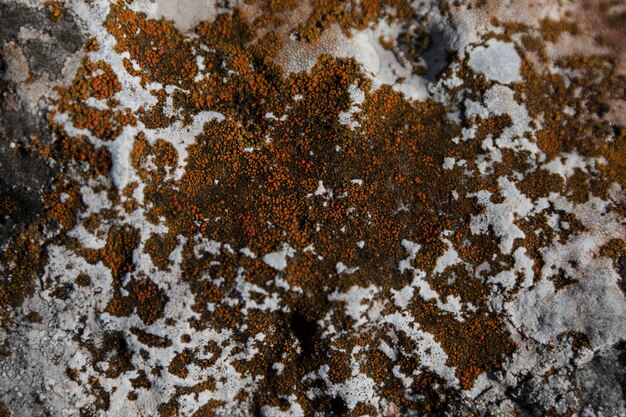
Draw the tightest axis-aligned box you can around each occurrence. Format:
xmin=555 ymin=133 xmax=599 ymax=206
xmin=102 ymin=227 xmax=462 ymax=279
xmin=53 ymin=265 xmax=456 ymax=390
xmin=0 ymin=1 xmax=624 ymax=416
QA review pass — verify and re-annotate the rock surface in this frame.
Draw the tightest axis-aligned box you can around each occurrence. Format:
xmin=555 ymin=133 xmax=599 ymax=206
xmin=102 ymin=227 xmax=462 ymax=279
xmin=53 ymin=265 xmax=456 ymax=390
xmin=0 ymin=1 xmax=624 ymax=416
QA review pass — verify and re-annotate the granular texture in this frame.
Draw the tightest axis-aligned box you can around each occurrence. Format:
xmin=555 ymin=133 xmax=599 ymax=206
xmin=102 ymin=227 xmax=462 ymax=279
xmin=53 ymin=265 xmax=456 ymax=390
xmin=0 ymin=0 xmax=624 ymax=416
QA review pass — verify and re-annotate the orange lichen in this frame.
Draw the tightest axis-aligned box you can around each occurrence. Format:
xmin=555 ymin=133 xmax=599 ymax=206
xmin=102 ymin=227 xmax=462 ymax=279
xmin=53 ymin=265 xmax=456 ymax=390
xmin=105 ymin=1 xmax=197 ymax=86
xmin=106 ymin=275 xmax=168 ymax=325
xmin=539 ymin=18 xmax=579 ymax=42
xmin=84 ymin=37 xmax=101 ymax=52
xmin=295 ymin=0 xmax=416 ymax=42
xmin=52 ymin=58 xmax=136 ymax=141
xmin=0 ymin=225 xmax=47 ymax=309
xmin=45 ymin=1 xmax=64 ymax=21
xmin=99 ymin=6 xmax=519 ymax=410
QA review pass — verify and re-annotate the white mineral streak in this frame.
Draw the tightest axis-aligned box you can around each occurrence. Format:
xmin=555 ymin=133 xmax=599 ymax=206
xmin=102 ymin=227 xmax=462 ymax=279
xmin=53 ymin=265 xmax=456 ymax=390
xmin=328 ymin=285 xmax=379 ymax=327
xmin=318 ymin=363 xmax=380 ymax=410
xmin=263 ymin=243 xmax=296 ymax=271
xmin=468 ymin=39 xmax=522 ymax=84
xmin=260 ymin=397 xmax=305 ymax=417
xmin=151 ymin=0 xmax=218 ymax=31
xmin=507 ymin=196 xmax=626 ymax=346
xmin=275 ymin=21 xmax=430 ymax=100
xmin=433 ymin=237 xmax=461 ymax=274
xmin=338 ymin=82 xmax=366 ymax=129
xmin=470 ymin=177 xmax=534 ymax=255
xmin=381 ymin=312 xmax=458 ymax=385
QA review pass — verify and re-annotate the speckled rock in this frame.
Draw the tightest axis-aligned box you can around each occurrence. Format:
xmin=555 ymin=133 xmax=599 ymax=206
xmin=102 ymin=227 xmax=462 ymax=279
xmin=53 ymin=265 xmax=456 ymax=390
xmin=0 ymin=1 xmax=624 ymax=416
